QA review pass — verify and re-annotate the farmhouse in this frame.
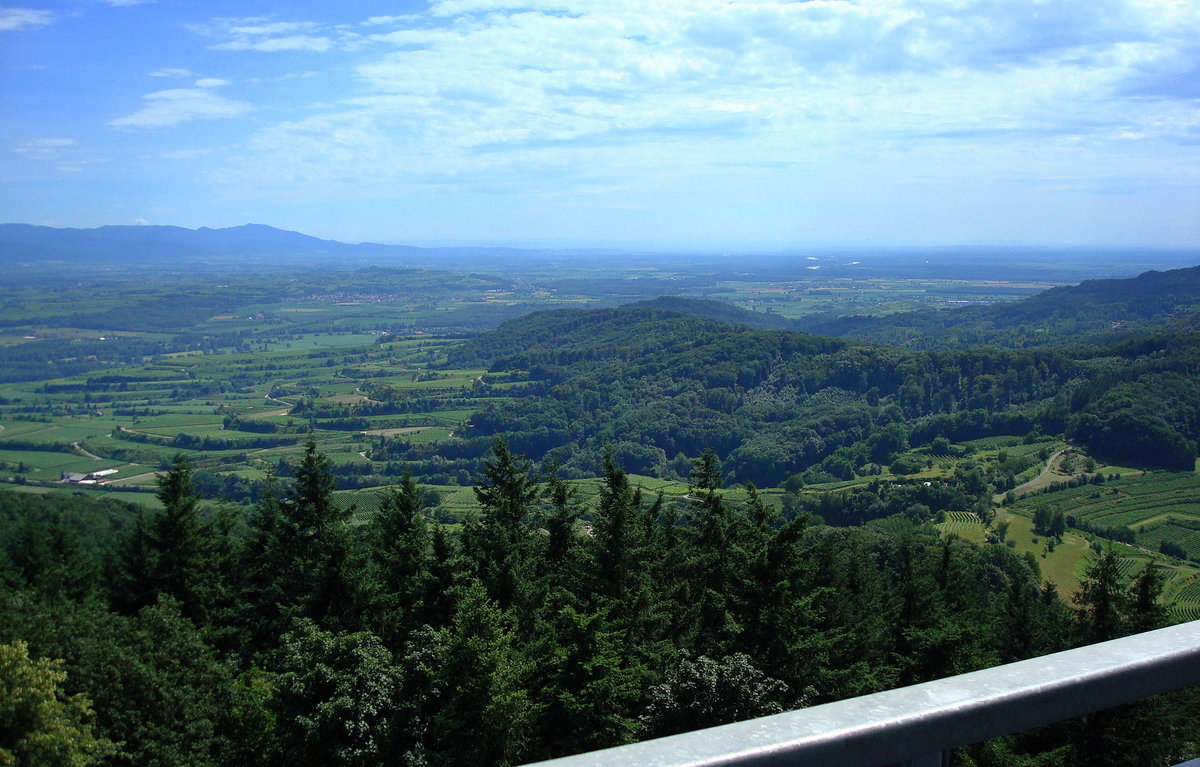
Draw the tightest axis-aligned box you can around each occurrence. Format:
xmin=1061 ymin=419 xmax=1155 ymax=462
xmin=60 ymin=468 xmax=120 ymax=484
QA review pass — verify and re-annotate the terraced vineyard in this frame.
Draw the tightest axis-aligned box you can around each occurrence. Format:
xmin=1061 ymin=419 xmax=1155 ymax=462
xmin=1113 ymin=556 xmax=1147 ymax=579
xmin=1139 ymin=523 xmax=1200 ymax=560
xmin=1166 ymin=576 xmax=1200 ymax=622
xmin=1011 ymin=471 xmax=1200 ymax=562
xmin=937 ymin=510 xmax=986 ymax=543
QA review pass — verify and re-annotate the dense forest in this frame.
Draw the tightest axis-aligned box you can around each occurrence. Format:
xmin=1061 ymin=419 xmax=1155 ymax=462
xmin=4 ymin=444 xmax=1196 ymax=767
xmin=424 ymin=301 xmax=1200 ymax=484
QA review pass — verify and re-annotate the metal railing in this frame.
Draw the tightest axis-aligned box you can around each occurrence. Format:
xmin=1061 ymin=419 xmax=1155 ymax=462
xmin=523 ymin=620 xmax=1200 ymax=767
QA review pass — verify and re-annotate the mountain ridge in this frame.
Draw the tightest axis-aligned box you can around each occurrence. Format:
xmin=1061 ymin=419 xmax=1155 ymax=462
xmin=0 ymin=222 xmax=536 ymax=266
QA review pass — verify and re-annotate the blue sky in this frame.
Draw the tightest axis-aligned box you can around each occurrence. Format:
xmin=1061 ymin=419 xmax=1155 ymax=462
xmin=1 ymin=0 xmax=1198 ymax=249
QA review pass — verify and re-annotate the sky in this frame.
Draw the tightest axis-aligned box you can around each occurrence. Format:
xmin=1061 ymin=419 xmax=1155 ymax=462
xmin=1 ymin=0 xmax=1198 ymax=250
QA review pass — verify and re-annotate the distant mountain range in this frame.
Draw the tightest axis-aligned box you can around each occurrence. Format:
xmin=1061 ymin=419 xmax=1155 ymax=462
xmin=0 ymin=223 xmax=533 ymax=268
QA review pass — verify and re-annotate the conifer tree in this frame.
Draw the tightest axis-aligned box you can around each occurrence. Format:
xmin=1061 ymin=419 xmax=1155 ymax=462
xmin=242 ymin=443 xmax=363 ymax=641
xmin=590 ymin=451 xmax=644 ymax=606
xmin=524 ymin=605 xmax=643 ymax=762
xmin=1126 ymin=564 xmax=1166 ymax=634
xmin=108 ymin=514 xmax=155 ymax=614
xmin=365 ymin=473 xmax=430 ymax=645
xmin=648 ymin=500 xmax=698 ymax=649
xmin=7 ymin=513 xmax=94 ymax=600
xmin=541 ymin=468 xmax=581 ymax=585
xmin=1075 ymin=545 xmax=1127 ymax=643
xmin=148 ymin=454 xmax=220 ymax=619
xmin=423 ymin=578 xmax=534 ymax=767
xmin=110 ymin=455 xmax=223 ymax=621
xmin=423 ymin=525 xmax=462 ymax=630
xmin=465 ymin=438 xmax=540 ymax=611
xmin=686 ymin=450 xmax=744 ymax=655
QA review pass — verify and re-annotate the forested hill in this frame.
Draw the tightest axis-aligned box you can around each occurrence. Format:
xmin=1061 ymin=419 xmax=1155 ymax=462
xmin=448 ymin=306 xmax=1068 ymax=484
xmin=439 ymin=301 xmax=1200 ymax=483
xmin=794 ymin=264 xmax=1200 ymax=349
xmin=445 ymin=304 xmax=841 ymax=370
xmin=622 ymin=296 xmax=797 ymax=330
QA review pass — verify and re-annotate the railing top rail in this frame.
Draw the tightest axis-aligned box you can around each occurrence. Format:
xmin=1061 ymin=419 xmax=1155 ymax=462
xmin=523 ymin=620 xmax=1200 ymax=767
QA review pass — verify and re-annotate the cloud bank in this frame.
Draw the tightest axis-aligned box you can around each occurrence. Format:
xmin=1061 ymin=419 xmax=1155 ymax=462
xmin=206 ymin=0 xmax=1197 ymax=199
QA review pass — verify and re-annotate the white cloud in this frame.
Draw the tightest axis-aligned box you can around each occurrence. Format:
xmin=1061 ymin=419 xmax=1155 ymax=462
xmin=364 ymin=15 xmax=412 ymax=25
xmin=214 ymin=0 xmax=1200 ymax=209
xmin=14 ymin=137 xmax=77 ymax=160
xmin=12 ymin=137 xmax=104 ymax=173
xmin=110 ymin=86 xmax=252 ymax=128
xmin=244 ymin=69 xmax=318 ymax=84
xmin=223 ymin=21 xmax=319 ymax=36
xmin=0 ymin=7 xmax=53 ymax=31
xmin=150 ymin=67 xmax=194 ymax=78
xmin=194 ymin=77 xmax=229 ymax=88
xmin=160 ymin=148 xmax=214 ymax=159
xmin=197 ymin=16 xmax=362 ymax=53
xmin=212 ymin=35 xmax=332 ymax=52
xmin=104 ymin=0 xmax=154 ymax=6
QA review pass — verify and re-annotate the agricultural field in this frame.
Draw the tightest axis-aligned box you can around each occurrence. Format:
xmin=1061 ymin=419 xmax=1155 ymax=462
xmin=937 ymin=510 xmax=987 ymax=544
xmin=0 ymin=261 xmax=1073 ymax=512
xmin=992 ymin=509 xmax=1094 ymax=601
xmin=1166 ymin=575 xmax=1200 ymax=622
xmin=705 ymin=276 xmax=1054 ymax=320
xmin=0 ymin=325 xmax=494 ymax=506
xmin=1009 ymin=471 xmax=1200 ymax=560
xmin=899 ymin=437 xmax=1200 ymax=613
xmin=989 ymin=468 xmax=1200 ymax=612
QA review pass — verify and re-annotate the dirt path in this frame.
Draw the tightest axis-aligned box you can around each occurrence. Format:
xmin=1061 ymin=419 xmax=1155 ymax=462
xmin=245 ymin=408 xmax=290 ymax=420
xmin=119 ymin=426 xmax=174 ymax=439
xmin=359 ymin=426 xmax=431 ymax=437
xmin=244 ymin=394 xmax=293 ymax=420
xmin=108 ymin=470 xmax=158 ymax=486
xmin=70 ymin=442 xmax=103 ymax=460
xmin=996 ymin=449 xmax=1068 ymax=502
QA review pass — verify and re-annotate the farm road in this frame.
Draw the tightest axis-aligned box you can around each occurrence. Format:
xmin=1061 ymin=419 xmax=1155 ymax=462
xmin=995 ymin=449 xmax=1068 ymax=502
xmin=71 ymin=442 xmax=103 ymax=460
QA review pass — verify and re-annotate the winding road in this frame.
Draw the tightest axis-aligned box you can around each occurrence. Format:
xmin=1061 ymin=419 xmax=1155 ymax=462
xmin=993 ymin=448 xmax=1069 ymax=503
xmin=70 ymin=441 xmax=103 ymax=461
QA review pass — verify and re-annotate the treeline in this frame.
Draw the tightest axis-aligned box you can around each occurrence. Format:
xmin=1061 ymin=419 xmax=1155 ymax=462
xmin=291 ymin=394 xmax=480 ymax=420
xmin=1 ymin=443 xmax=1194 ymax=767
xmin=112 ymin=426 xmax=296 ymax=452
xmin=797 ymin=476 xmax=984 ymax=527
